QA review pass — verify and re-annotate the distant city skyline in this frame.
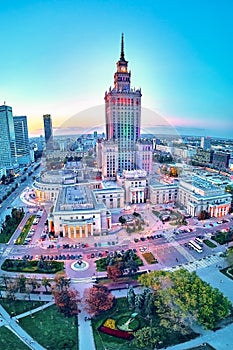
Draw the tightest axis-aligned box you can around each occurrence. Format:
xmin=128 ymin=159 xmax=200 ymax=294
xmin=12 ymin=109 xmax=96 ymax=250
xmin=1 ymin=1 xmax=232 ymax=139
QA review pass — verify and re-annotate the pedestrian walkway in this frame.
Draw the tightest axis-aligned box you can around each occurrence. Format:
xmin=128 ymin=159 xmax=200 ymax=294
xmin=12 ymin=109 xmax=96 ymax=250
xmin=0 ymin=303 xmax=46 ymax=350
xmin=14 ymin=300 xmax=54 ymax=320
xmin=168 ymin=253 xmax=224 ymax=273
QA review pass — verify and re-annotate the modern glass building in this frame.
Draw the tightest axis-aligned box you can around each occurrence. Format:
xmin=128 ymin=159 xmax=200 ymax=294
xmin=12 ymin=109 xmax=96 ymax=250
xmin=43 ymin=114 xmax=53 ymax=150
xmin=0 ymin=104 xmax=17 ymax=170
xmin=13 ymin=115 xmax=31 ymax=165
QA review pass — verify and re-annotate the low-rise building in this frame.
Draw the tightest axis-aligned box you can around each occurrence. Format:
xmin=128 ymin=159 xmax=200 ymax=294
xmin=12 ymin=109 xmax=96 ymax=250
xmin=149 ymin=181 xmax=178 ymax=204
xmin=177 ymin=175 xmax=231 ymax=217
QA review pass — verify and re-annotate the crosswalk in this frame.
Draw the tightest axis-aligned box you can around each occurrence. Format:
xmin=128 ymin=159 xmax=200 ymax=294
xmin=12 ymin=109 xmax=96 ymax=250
xmin=1 ymin=247 xmax=12 ymax=257
xmin=168 ymin=253 xmax=224 ymax=273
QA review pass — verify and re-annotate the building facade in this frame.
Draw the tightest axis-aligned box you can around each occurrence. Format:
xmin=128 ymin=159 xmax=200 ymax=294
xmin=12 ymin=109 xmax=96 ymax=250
xmin=13 ymin=115 xmax=31 ymax=165
xmin=0 ymin=104 xmax=17 ymax=170
xmin=43 ymin=114 xmax=53 ymax=150
xmin=177 ymin=175 xmax=231 ymax=217
xmin=104 ymin=34 xmax=142 ymax=177
xmin=200 ymin=136 xmax=211 ymax=150
xmin=212 ymin=151 xmax=230 ymax=170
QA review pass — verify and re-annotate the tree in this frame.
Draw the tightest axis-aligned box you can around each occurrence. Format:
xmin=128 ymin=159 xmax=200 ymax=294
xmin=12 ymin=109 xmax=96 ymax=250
xmin=54 ymin=273 xmax=70 ymax=292
xmin=125 ymin=258 xmax=139 ymax=276
xmin=169 ymin=166 xmax=178 ymax=177
xmin=83 ymin=285 xmax=114 ymax=316
xmin=53 ymin=288 xmax=80 ymax=317
xmin=42 ymin=277 xmax=51 ymax=293
xmin=5 ymin=280 xmax=18 ymax=301
xmin=16 ymin=274 xmax=27 ymax=293
xmin=27 ymin=277 xmax=40 ymax=295
xmin=133 ymin=326 xmax=159 ymax=350
xmin=107 ymin=263 xmax=122 ymax=281
xmin=119 ymin=216 xmax=126 ymax=225
xmin=127 ymin=287 xmax=136 ymax=309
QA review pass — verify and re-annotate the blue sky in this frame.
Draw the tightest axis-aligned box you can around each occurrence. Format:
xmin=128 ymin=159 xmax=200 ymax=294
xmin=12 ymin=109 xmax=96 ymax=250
xmin=0 ymin=0 xmax=232 ymax=138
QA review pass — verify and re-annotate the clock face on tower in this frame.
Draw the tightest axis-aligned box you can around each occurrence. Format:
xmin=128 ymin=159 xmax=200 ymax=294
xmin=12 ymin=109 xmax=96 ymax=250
xmin=121 ymin=66 xmax=126 ymax=72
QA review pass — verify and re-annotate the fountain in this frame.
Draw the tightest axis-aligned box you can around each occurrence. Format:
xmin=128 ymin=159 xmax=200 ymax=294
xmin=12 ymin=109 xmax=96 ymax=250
xmin=71 ymin=259 xmax=89 ymax=271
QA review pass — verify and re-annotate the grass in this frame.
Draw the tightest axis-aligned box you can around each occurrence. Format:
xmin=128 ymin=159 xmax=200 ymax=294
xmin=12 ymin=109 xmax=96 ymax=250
xmin=203 ymin=239 xmax=217 ymax=248
xmin=211 ymin=230 xmax=233 ymax=245
xmin=92 ymin=298 xmax=145 ymax=350
xmin=142 ymin=252 xmax=158 ymax=264
xmin=19 ymin=304 xmax=78 ymax=350
xmin=15 ymin=215 xmax=35 ymax=245
xmin=152 ymin=210 xmax=160 ymax=218
xmin=220 ymin=265 xmax=233 ymax=281
xmin=1 ymin=259 xmax=64 ymax=274
xmin=0 ymin=327 xmax=30 ymax=350
xmin=92 ymin=297 xmax=197 ymax=350
xmin=0 ymin=299 xmax=46 ymax=317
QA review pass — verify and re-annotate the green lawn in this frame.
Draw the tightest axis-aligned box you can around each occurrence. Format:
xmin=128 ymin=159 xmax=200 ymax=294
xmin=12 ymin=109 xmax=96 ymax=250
xmin=0 ymin=299 xmax=46 ymax=317
xmin=19 ymin=304 xmax=78 ymax=350
xmin=91 ymin=297 xmax=197 ymax=350
xmin=0 ymin=327 xmax=30 ymax=350
xmin=92 ymin=298 xmax=145 ymax=350
xmin=203 ymin=239 xmax=217 ymax=248
xmin=1 ymin=259 xmax=64 ymax=274
xmin=15 ymin=215 xmax=35 ymax=245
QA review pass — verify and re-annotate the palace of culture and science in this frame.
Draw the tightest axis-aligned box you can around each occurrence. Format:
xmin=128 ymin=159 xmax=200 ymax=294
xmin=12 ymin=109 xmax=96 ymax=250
xmin=32 ymin=34 xmax=232 ymax=239
xmin=97 ymin=34 xmax=152 ymax=179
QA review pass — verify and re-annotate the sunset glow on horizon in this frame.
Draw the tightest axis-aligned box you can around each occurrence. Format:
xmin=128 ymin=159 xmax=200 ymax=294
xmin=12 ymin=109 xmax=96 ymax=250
xmin=1 ymin=1 xmax=232 ymax=139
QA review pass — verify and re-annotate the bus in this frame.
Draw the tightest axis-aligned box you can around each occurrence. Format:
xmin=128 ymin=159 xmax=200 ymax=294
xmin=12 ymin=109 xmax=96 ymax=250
xmin=188 ymin=240 xmax=203 ymax=253
xmin=194 ymin=237 xmax=203 ymax=246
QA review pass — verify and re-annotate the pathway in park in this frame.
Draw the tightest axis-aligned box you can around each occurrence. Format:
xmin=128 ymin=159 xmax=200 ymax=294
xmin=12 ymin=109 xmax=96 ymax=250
xmin=1 ymin=261 xmax=233 ymax=350
xmin=0 ymin=293 xmax=50 ymax=350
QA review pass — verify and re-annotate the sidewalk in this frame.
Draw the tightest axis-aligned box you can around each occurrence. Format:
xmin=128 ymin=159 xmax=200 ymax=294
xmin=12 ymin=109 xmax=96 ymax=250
xmin=0 ymin=303 xmax=46 ymax=350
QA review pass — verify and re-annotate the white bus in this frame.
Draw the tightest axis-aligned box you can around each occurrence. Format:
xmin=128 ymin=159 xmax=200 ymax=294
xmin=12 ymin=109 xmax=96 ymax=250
xmin=188 ymin=240 xmax=203 ymax=253
xmin=194 ymin=237 xmax=203 ymax=246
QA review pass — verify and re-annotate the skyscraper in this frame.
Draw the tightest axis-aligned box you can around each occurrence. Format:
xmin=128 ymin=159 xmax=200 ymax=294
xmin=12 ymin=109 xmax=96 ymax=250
xmin=200 ymin=136 xmax=211 ymax=151
xmin=43 ymin=114 xmax=53 ymax=150
xmin=13 ymin=115 xmax=31 ymax=165
xmin=104 ymin=34 xmax=142 ymax=175
xmin=0 ymin=104 xmax=17 ymax=170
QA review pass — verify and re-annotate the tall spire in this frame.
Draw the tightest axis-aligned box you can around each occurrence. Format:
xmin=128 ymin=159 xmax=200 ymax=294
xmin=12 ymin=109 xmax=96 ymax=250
xmin=120 ymin=33 xmax=125 ymax=61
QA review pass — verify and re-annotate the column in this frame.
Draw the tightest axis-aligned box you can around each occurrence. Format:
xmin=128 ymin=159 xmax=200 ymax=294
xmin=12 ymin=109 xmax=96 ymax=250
xmin=63 ymin=226 xmax=66 ymax=238
xmin=85 ymin=225 xmax=88 ymax=237
xmin=79 ymin=226 xmax=82 ymax=238
xmin=68 ymin=226 xmax=71 ymax=238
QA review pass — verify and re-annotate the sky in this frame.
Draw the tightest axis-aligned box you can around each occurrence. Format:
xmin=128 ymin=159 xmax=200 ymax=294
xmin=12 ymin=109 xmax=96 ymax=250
xmin=0 ymin=0 xmax=233 ymax=139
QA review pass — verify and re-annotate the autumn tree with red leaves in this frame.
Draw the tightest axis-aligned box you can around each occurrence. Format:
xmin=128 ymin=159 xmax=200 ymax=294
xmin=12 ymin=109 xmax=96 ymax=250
xmin=107 ymin=263 xmax=122 ymax=281
xmin=83 ymin=285 xmax=114 ymax=316
xmin=53 ymin=288 xmax=80 ymax=317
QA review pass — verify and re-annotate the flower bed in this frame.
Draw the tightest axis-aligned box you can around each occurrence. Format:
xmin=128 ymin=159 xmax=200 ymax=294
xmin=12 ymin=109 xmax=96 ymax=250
xmin=98 ymin=325 xmax=134 ymax=340
xmin=142 ymin=252 xmax=158 ymax=264
xmin=103 ymin=318 xmax=116 ymax=329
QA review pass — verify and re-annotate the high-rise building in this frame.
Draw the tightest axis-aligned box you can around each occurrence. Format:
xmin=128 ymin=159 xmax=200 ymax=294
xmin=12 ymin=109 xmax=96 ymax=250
xmin=104 ymin=34 xmax=142 ymax=176
xmin=0 ymin=104 xmax=17 ymax=170
xmin=43 ymin=114 xmax=53 ymax=150
xmin=13 ymin=115 xmax=31 ymax=165
xmin=200 ymin=136 xmax=211 ymax=150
